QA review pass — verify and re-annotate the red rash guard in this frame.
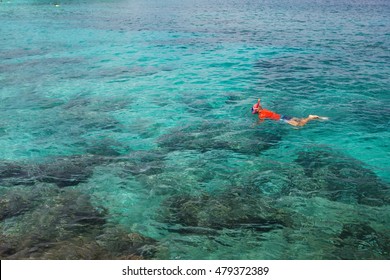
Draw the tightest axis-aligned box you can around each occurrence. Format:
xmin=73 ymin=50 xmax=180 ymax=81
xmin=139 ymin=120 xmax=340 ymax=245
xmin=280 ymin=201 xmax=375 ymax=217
xmin=259 ymin=109 xmax=281 ymax=121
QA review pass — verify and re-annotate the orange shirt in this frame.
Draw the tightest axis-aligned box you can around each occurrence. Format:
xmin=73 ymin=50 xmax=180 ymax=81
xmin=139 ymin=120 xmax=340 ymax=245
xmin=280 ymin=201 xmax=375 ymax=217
xmin=259 ymin=109 xmax=281 ymax=121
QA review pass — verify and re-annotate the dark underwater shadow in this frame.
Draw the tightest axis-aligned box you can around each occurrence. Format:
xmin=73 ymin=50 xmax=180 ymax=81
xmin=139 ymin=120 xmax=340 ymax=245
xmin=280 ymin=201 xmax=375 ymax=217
xmin=283 ymin=147 xmax=390 ymax=207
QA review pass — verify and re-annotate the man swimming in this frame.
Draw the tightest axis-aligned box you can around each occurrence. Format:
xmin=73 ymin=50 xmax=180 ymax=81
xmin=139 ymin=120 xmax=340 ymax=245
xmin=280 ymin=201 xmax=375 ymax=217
xmin=251 ymin=99 xmax=328 ymax=127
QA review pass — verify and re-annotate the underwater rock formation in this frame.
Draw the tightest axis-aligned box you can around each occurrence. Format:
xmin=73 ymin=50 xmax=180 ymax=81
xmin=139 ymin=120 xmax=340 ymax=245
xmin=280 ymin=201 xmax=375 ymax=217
xmin=96 ymin=228 xmax=160 ymax=260
xmin=0 ymin=186 xmax=160 ymax=260
xmin=159 ymin=187 xmax=292 ymax=232
xmin=38 ymin=155 xmax=102 ymax=187
xmin=157 ymin=122 xmax=230 ymax=153
xmin=0 ymin=227 xmax=160 ymax=260
xmin=0 ymin=188 xmax=106 ymax=259
xmin=157 ymin=121 xmax=283 ymax=155
xmin=0 ymin=162 xmax=33 ymax=186
xmin=0 ymin=155 xmax=105 ymax=188
xmin=285 ymin=148 xmax=390 ymax=206
xmin=0 ymin=184 xmax=59 ymax=220
xmin=29 ymin=228 xmax=160 ymax=260
xmin=334 ymin=223 xmax=390 ymax=259
xmin=0 ymin=149 xmax=169 ymax=188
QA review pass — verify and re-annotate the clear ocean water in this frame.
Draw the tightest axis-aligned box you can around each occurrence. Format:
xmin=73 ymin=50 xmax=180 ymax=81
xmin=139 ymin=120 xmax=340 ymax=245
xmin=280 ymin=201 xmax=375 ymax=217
xmin=0 ymin=0 xmax=389 ymax=259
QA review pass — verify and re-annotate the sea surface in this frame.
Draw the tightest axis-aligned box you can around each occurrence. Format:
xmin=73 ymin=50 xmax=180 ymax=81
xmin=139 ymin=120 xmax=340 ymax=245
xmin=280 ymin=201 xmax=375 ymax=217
xmin=0 ymin=0 xmax=389 ymax=259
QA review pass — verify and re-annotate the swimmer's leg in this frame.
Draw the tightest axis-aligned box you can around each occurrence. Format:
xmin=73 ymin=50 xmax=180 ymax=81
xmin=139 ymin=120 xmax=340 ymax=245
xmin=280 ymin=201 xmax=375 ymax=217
xmin=286 ymin=115 xmax=328 ymax=127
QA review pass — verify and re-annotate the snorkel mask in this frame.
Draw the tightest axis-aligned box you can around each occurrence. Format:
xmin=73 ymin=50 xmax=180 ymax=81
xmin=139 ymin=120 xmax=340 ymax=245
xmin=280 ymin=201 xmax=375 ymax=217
xmin=251 ymin=103 xmax=260 ymax=114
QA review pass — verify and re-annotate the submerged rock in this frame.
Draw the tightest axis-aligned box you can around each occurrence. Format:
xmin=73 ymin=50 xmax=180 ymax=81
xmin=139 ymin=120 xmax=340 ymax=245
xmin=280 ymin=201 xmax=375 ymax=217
xmin=159 ymin=187 xmax=292 ymax=232
xmin=0 ymin=155 xmax=107 ymax=188
xmin=0 ymin=149 xmax=168 ymax=188
xmin=1 ymin=227 xmax=161 ymax=260
xmin=334 ymin=223 xmax=390 ymax=259
xmin=0 ymin=184 xmax=59 ymax=220
xmin=0 ymin=162 xmax=34 ymax=186
xmin=23 ymin=228 xmax=161 ymax=260
xmin=96 ymin=228 xmax=160 ymax=260
xmin=286 ymin=148 xmax=390 ymax=206
xmin=37 ymin=155 xmax=104 ymax=187
xmin=157 ymin=121 xmax=283 ymax=156
xmin=0 ymin=185 xmax=162 ymax=260
xmin=0 ymin=188 xmax=107 ymax=259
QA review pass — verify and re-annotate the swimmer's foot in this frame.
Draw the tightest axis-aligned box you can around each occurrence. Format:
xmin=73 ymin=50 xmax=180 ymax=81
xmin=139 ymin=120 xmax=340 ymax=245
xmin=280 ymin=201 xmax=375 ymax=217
xmin=309 ymin=115 xmax=329 ymax=120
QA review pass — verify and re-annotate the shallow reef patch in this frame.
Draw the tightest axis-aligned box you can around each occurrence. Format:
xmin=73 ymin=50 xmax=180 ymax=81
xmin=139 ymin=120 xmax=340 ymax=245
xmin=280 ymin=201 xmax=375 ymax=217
xmin=159 ymin=186 xmax=292 ymax=232
xmin=157 ymin=121 xmax=284 ymax=156
xmin=333 ymin=223 xmax=390 ymax=259
xmin=283 ymin=147 xmax=390 ymax=206
xmin=0 ymin=155 xmax=106 ymax=188
xmin=0 ymin=185 xmax=162 ymax=260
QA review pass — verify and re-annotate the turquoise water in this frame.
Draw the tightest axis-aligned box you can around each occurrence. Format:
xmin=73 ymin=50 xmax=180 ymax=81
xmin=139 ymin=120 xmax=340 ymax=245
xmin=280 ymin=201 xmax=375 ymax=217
xmin=0 ymin=0 xmax=389 ymax=259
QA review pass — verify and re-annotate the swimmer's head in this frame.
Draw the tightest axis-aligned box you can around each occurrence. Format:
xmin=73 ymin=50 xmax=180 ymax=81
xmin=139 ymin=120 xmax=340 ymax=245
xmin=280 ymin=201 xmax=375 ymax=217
xmin=251 ymin=102 xmax=260 ymax=114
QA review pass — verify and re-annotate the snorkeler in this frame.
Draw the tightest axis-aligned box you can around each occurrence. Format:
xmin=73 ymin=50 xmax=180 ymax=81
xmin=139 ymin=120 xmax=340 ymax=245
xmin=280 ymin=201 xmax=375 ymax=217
xmin=251 ymin=99 xmax=328 ymax=127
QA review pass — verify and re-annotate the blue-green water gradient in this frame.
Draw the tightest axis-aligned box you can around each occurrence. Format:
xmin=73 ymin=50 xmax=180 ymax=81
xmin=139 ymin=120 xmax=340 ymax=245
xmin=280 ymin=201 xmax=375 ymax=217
xmin=0 ymin=0 xmax=389 ymax=259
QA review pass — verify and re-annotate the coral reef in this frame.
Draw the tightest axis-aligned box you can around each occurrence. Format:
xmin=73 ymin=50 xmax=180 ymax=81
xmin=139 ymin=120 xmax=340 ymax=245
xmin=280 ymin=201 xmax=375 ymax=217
xmin=334 ymin=223 xmax=390 ymax=259
xmin=157 ymin=121 xmax=283 ymax=155
xmin=0 ymin=155 xmax=105 ymax=188
xmin=284 ymin=148 xmax=390 ymax=206
xmin=160 ymin=186 xmax=292 ymax=232
xmin=0 ymin=185 xmax=160 ymax=260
